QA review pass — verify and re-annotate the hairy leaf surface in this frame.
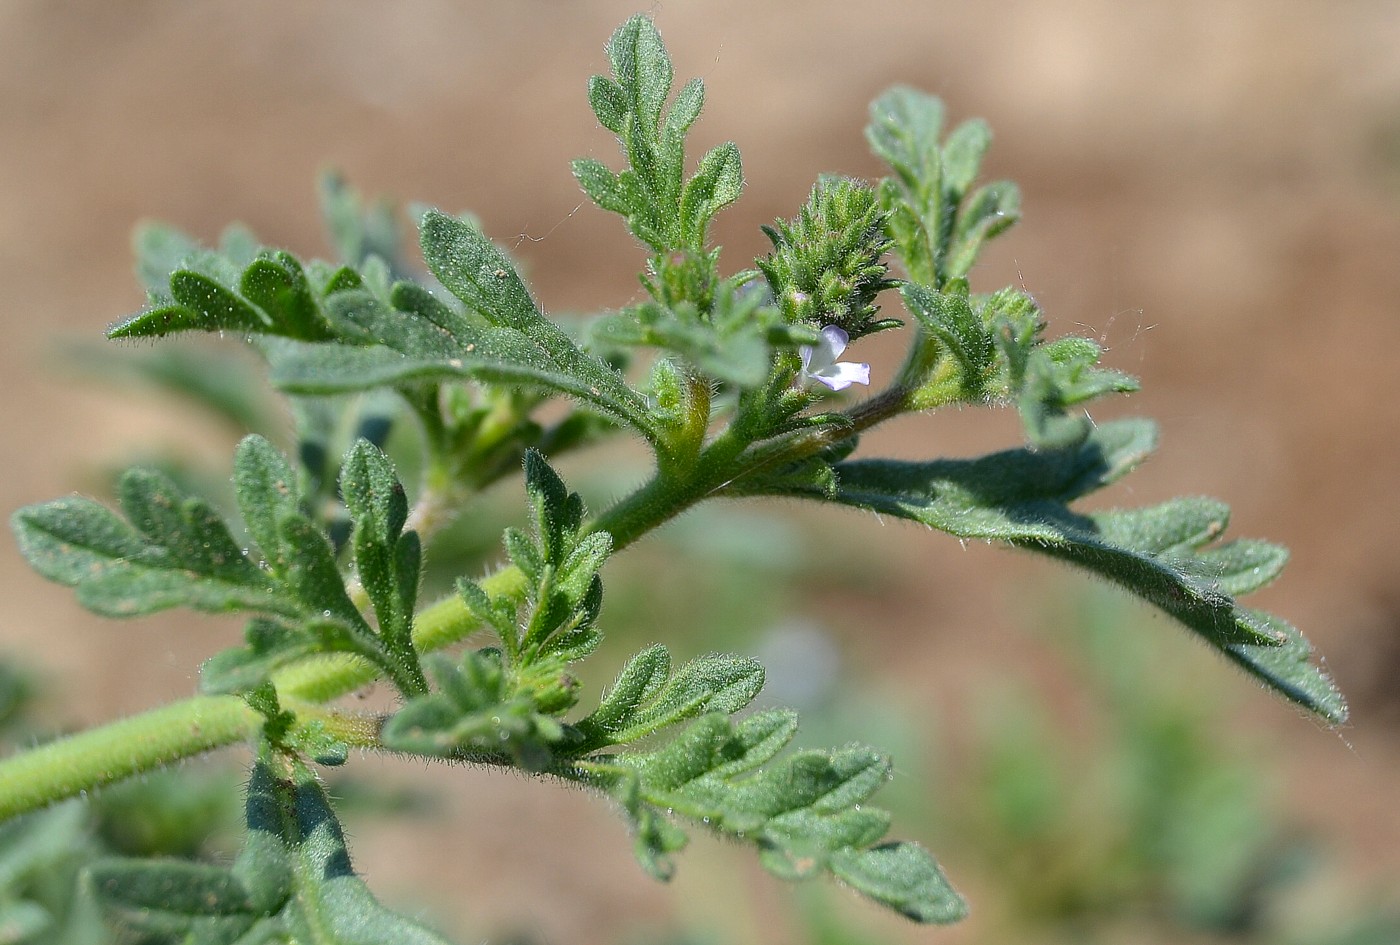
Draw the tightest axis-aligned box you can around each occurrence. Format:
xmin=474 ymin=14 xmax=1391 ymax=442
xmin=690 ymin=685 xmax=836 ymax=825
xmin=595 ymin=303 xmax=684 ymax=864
xmin=766 ymin=419 xmax=1344 ymax=723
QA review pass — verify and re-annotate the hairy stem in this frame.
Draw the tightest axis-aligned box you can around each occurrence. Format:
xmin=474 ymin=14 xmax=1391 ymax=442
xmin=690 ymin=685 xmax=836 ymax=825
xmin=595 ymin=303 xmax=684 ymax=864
xmin=0 ymin=387 xmax=903 ymax=822
xmin=0 ymin=696 xmax=260 ymax=821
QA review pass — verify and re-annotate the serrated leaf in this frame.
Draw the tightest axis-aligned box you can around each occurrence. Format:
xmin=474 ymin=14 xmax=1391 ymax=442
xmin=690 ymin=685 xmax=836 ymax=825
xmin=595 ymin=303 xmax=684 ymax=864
xmin=233 ymin=435 xmax=302 ymax=579
xmin=572 ymin=157 xmax=630 ymax=214
xmin=11 ymin=476 xmax=293 ymax=620
xmin=868 ymin=87 xmax=1015 ymax=287
xmin=522 ymin=449 xmax=579 ymax=565
xmin=575 ymin=646 xmax=764 ymax=750
xmin=940 ymin=118 xmax=991 ymax=200
xmin=416 ymin=210 xmax=655 ymax=435
xmin=276 ymin=515 xmax=364 ymax=632
xmin=607 ymin=15 xmax=672 ymax=135
xmin=900 ymin=283 xmax=995 ymax=398
xmin=580 ymin=710 xmax=964 ymax=924
xmin=946 ymin=180 xmax=1020 ymax=280
xmin=240 ymin=252 xmax=335 ymax=341
xmin=661 ymin=77 xmax=705 ymax=146
xmin=866 ymin=87 xmax=944 ymax=197
xmin=380 ymin=651 xmax=567 ymax=769
xmin=585 ymin=644 xmax=671 ymax=735
xmin=762 ymin=420 xmax=1343 ymax=723
xmin=830 ymin=842 xmax=968 ymax=923
xmin=679 ymin=142 xmax=743 ymax=247
xmin=418 ymin=210 xmax=544 ymax=337
xmin=341 ymin=439 xmax=424 ymax=693
xmin=587 ymin=75 xmax=628 ymax=134
xmin=110 ymin=270 xmax=269 ymax=340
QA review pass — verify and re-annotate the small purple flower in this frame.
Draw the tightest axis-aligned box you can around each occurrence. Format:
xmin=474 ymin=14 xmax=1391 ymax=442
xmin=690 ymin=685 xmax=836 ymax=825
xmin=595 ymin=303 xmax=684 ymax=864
xmin=800 ymin=325 xmax=870 ymax=391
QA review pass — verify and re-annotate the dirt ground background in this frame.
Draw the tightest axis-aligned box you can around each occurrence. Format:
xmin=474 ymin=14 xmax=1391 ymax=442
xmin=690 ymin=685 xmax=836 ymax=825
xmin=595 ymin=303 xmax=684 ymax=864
xmin=3 ymin=2 xmax=1399 ymax=943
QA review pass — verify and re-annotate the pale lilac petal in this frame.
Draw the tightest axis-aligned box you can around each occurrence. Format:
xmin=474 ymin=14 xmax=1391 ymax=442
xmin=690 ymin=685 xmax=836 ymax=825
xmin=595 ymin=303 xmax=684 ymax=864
xmin=819 ymin=325 xmax=850 ymax=358
xmin=799 ymin=325 xmax=871 ymax=391
xmin=812 ymin=360 xmax=870 ymax=391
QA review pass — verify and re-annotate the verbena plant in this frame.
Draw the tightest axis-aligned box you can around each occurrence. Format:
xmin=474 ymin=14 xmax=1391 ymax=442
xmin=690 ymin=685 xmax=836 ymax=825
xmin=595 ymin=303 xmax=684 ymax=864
xmin=0 ymin=15 xmax=1347 ymax=941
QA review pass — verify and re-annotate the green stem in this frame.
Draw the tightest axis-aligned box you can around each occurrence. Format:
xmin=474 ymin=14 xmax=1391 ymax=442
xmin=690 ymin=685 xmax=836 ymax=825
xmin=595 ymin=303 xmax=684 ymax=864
xmin=0 ymin=381 xmax=908 ymax=824
xmin=0 ymin=696 xmax=260 ymax=821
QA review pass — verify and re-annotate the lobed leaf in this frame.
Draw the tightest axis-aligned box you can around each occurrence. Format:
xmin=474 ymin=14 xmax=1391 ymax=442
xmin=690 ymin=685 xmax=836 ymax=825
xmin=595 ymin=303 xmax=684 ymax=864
xmin=411 ymin=210 xmax=656 ymax=436
xmin=575 ymin=645 xmax=765 ymax=749
xmin=900 ymin=282 xmax=996 ymax=399
xmin=340 ymin=440 xmax=418 ymax=648
xmin=11 ymin=476 xmax=292 ymax=620
xmin=867 ymin=86 xmax=1018 ymax=287
xmin=200 ymin=619 xmax=318 ymax=696
xmin=233 ymin=435 xmax=303 ymax=580
xmin=606 ymin=15 xmax=673 ymax=135
xmin=580 ymin=711 xmax=965 ymax=923
xmin=679 ymin=142 xmax=743 ymax=247
xmin=380 ymin=651 xmax=569 ymax=770
xmin=763 ymin=420 xmax=1344 ymax=723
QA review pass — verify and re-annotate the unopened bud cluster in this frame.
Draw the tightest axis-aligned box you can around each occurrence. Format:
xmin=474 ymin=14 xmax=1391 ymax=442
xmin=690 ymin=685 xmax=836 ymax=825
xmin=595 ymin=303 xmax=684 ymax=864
xmin=758 ymin=177 xmax=899 ymax=340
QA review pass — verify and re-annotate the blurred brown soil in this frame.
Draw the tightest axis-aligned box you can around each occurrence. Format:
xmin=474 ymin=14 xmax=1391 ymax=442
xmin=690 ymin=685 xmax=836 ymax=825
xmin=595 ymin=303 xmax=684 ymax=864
xmin=3 ymin=2 xmax=1399 ymax=943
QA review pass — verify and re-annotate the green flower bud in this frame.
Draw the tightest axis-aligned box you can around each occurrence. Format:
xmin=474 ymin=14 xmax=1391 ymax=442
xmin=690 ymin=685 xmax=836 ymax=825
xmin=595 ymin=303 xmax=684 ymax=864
xmin=757 ymin=177 xmax=901 ymax=339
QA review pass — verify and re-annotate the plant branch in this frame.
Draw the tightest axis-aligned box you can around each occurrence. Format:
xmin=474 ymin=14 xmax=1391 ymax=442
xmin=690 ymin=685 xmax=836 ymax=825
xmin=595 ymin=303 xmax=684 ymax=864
xmin=0 ymin=695 xmax=260 ymax=821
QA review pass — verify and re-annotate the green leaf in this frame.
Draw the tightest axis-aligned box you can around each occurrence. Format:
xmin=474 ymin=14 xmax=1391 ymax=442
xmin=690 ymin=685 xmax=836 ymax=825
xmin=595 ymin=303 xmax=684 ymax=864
xmin=380 ymin=650 xmax=568 ymax=770
xmin=575 ymin=645 xmax=764 ymax=749
xmin=579 ymin=13 xmax=740 ymax=271
xmin=767 ymin=420 xmax=1344 ymax=723
xmin=867 ymin=87 xmax=1016 ymax=287
xmin=679 ymin=142 xmax=743 ymax=247
xmin=587 ymin=75 xmax=628 ymax=134
xmin=866 ymin=87 xmax=944 ymax=199
xmin=606 ymin=15 xmax=673 ymax=136
xmin=415 ymin=210 xmax=655 ymax=435
xmin=946 ymin=180 xmax=1020 ymax=279
xmin=11 ymin=472 xmax=291 ymax=619
xmin=590 ymin=288 xmax=778 ymax=388
xmin=110 ymin=273 xmax=264 ymax=340
xmin=91 ymin=757 xmax=454 ymax=944
xmin=271 ymin=516 xmax=395 ymax=683
xmin=939 ymin=118 xmax=991 ymax=200
xmin=830 ymin=842 xmax=968 ymax=923
xmin=277 ymin=764 xmax=455 ymax=944
xmin=240 ymin=252 xmax=335 ymax=341
xmin=899 ymin=282 xmax=995 ymax=398
xmin=579 ymin=711 xmax=965 ymax=923
xmin=200 ymin=619 xmax=317 ymax=695
xmin=572 ymin=157 xmax=629 ymax=214
xmin=233 ymin=435 xmax=303 ymax=579
xmin=341 ymin=439 xmax=425 ymax=694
